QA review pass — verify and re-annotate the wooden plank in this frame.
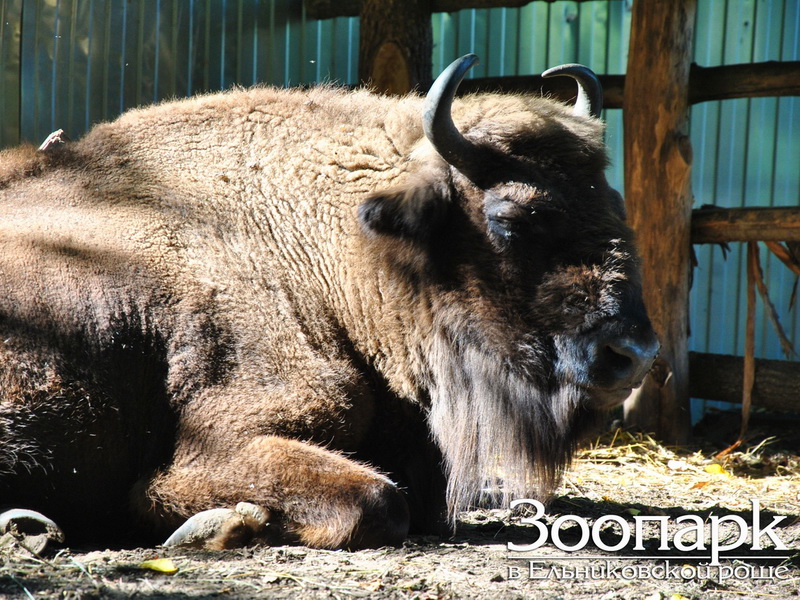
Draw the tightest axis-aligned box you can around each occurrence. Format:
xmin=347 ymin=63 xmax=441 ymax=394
xmin=689 ymin=352 xmax=800 ymax=413
xmin=689 ymin=62 xmax=800 ymax=103
xmin=692 ymin=207 xmax=800 ymax=244
xmin=457 ymin=74 xmax=625 ymax=108
xmin=306 ymin=0 xmax=543 ymax=20
xmin=456 ymin=62 xmax=800 ymax=110
xmin=622 ymin=0 xmax=696 ymax=444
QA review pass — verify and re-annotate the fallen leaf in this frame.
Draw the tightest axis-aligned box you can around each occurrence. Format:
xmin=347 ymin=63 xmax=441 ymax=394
xmin=140 ymin=558 xmax=178 ymax=574
xmin=704 ymin=464 xmax=731 ymax=478
xmin=690 ymin=481 xmax=710 ymax=490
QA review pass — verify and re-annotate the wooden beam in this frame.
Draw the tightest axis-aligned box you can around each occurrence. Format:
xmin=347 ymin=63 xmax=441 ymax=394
xmin=689 ymin=352 xmax=800 ymax=413
xmin=622 ymin=0 xmax=696 ymax=444
xmin=457 ymin=62 xmax=800 ymax=110
xmin=307 ymin=0 xmax=800 ymax=105
xmin=306 ymin=0 xmax=563 ymax=20
xmin=457 ymin=75 xmax=625 ymax=109
xmin=692 ymin=207 xmax=800 ymax=244
xmin=689 ymin=61 xmax=800 ymax=103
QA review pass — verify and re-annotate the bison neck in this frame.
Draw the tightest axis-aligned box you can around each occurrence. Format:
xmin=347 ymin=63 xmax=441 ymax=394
xmin=337 ymin=263 xmax=597 ymax=516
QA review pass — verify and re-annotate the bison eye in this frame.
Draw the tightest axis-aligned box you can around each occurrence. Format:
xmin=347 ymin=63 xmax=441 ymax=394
xmin=485 ymin=197 xmax=525 ymax=241
xmin=487 ymin=214 xmax=518 ymax=241
xmin=485 ymin=195 xmax=567 ymax=248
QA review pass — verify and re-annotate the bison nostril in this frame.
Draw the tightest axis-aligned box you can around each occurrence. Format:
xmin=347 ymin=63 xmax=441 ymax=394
xmin=601 ymin=337 xmax=659 ymax=385
xmin=604 ymin=344 xmax=634 ymax=375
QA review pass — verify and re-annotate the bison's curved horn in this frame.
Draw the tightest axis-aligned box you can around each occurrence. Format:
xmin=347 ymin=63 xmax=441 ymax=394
xmin=542 ymin=64 xmax=603 ymax=118
xmin=423 ymin=54 xmax=481 ymax=175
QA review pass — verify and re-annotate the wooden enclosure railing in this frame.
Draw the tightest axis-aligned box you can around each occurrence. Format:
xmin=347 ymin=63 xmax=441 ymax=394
xmin=305 ymin=0 xmax=800 ymax=443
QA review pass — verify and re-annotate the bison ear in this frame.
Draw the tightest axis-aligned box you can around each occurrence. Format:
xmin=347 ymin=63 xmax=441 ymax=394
xmin=358 ymin=178 xmax=450 ymax=240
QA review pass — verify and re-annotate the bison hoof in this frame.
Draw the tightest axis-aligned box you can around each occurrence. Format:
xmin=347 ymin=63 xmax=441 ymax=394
xmin=0 ymin=508 xmax=65 ymax=555
xmin=163 ymin=502 xmax=271 ymax=550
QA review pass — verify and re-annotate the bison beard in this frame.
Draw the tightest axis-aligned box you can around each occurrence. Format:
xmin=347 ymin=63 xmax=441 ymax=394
xmin=0 ymin=55 xmax=658 ymax=550
xmin=427 ymin=332 xmax=597 ymax=522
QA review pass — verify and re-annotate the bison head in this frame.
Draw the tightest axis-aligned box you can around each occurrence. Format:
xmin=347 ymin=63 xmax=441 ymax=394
xmin=358 ymin=55 xmax=659 ymax=519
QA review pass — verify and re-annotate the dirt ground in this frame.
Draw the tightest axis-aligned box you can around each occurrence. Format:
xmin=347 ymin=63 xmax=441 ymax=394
xmin=2 ymin=418 xmax=799 ymax=600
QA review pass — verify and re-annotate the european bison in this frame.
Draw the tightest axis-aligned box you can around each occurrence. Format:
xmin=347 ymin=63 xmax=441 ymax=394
xmin=0 ymin=55 xmax=658 ymax=550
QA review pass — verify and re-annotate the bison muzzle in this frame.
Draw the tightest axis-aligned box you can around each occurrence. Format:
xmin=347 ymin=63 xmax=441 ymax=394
xmin=0 ymin=55 xmax=658 ymax=550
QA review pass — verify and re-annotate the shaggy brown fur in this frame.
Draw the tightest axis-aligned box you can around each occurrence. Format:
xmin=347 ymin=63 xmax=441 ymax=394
xmin=0 ymin=82 xmax=655 ymax=548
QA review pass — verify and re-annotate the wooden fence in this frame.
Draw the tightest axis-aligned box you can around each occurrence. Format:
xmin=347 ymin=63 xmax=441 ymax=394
xmin=309 ymin=0 xmax=800 ymax=443
xmin=1 ymin=0 xmax=798 ymax=442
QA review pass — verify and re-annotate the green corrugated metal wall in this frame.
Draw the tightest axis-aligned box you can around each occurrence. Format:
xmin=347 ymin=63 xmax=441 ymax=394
xmin=688 ymin=0 xmax=800 ymax=418
xmin=1 ymin=0 xmax=798 ymax=416
xmin=692 ymin=0 xmax=800 ymax=358
xmin=0 ymin=0 xmax=21 ymax=145
xmin=0 ymin=0 xmax=360 ymax=145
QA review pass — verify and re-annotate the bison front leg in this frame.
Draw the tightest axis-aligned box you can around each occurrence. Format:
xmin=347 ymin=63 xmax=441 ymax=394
xmin=136 ymin=435 xmax=410 ymax=550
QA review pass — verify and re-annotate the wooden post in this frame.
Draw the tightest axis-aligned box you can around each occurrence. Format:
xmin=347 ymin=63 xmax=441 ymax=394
xmin=358 ymin=0 xmax=433 ymax=95
xmin=623 ymin=0 xmax=697 ymax=444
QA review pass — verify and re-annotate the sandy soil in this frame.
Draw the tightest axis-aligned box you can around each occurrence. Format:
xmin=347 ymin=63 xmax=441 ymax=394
xmin=2 ymin=423 xmax=798 ymax=599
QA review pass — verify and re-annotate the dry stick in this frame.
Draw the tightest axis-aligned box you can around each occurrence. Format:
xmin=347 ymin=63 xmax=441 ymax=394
xmin=752 ymin=244 xmax=797 ymax=357
xmin=741 ymin=242 xmax=758 ymax=443
xmin=764 ymin=240 xmax=800 ymax=310
xmin=764 ymin=241 xmax=800 ymax=277
xmin=718 ymin=239 xmax=798 ymax=460
xmin=717 ymin=241 xmax=758 ymax=458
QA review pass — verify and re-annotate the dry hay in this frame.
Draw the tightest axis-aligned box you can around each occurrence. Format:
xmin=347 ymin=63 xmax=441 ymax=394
xmin=1 ymin=428 xmax=798 ymax=599
xmin=563 ymin=428 xmax=800 ymax=518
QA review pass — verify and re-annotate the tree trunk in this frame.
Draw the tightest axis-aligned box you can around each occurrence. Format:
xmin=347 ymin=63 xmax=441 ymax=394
xmin=358 ymin=0 xmax=433 ymax=95
xmin=623 ymin=0 xmax=697 ymax=444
